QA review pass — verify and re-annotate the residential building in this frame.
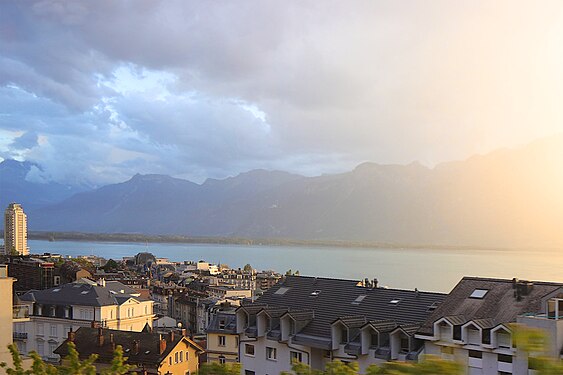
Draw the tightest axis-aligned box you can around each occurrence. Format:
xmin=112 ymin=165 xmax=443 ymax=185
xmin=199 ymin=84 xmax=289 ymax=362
xmin=0 ymin=265 xmax=31 ymax=374
xmin=16 ymin=281 xmax=154 ymax=362
xmin=416 ymin=277 xmax=563 ymax=375
xmin=54 ymin=327 xmax=204 ymax=375
xmin=3 ymin=203 xmax=29 ymax=256
xmin=4 ymin=256 xmax=55 ymax=292
xmin=256 ymin=271 xmax=283 ymax=291
xmin=237 ymin=275 xmax=446 ymax=374
xmin=206 ymin=312 xmax=239 ymax=364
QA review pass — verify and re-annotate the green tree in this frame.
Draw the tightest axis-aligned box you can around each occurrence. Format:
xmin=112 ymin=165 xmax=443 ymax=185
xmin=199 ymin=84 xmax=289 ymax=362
xmin=0 ymin=342 xmax=133 ymax=375
xmin=197 ymin=362 xmax=242 ymax=375
xmin=103 ymin=259 xmax=120 ymax=272
xmin=511 ymin=323 xmax=563 ymax=374
xmin=243 ymin=264 xmax=253 ymax=272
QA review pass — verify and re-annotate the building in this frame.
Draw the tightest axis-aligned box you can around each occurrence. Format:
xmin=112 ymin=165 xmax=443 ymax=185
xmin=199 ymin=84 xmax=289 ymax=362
xmin=54 ymin=327 xmax=204 ymax=375
xmin=206 ymin=312 xmax=239 ymax=364
xmin=15 ymin=281 xmax=154 ymax=362
xmin=5 ymin=256 xmax=55 ymax=292
xmin=416 ymin=276 xmax=563 ymax=375
xmin=237 ymin=275 xmax=446 ymax=375
xmin=0 ymin=265 xmax=31 ymax=374
xmin=3 ymin=203 xmax=29 ymax=256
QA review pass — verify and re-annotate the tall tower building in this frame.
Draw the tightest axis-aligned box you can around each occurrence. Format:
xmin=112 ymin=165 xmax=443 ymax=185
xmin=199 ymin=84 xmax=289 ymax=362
xmin=4 ymin=203 xmax=29 ymax=255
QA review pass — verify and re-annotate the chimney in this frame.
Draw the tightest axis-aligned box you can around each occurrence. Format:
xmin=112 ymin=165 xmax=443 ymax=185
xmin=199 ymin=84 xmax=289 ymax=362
xmin=132 ymin=340 xmax=140 ymax=355
xmin=68 ymin=328 xmax=75 ymax=343
xmin=168 ymin=331 xmax=175 ymax=342
xmin=181 ymin=328 xmax=187 ymax=337
xmin=97 ymin=327 xmax=104 ymax=347
xmin=159 ymin=335 xmax=167 ymax=354
xmin=372 ymin=278 xmax=378 ymax=288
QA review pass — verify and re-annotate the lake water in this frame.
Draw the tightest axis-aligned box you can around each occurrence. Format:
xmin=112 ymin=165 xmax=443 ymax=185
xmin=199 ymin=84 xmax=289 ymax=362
xmin=28 ymin=240 xmax=563 ymax=293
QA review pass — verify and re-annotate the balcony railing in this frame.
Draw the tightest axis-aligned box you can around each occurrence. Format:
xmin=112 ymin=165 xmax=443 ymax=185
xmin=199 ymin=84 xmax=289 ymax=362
xmin=13 ymin=332 xmax=28 ymax=340
xmin=13 ymin=305 xmax=30 ymax=320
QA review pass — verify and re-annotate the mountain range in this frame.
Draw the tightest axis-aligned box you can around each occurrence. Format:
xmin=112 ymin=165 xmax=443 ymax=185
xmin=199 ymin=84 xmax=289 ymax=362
xmin=1 ymin=135 xmax=562 ymax=248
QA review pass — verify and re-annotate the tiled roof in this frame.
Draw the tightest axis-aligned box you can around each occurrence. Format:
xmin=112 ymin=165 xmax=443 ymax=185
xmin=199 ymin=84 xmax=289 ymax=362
xmin=54 ymin=327 xmax=203 ymax=366
xmin=253 ymin=276 xmax=446 ymax=339
xmin=19 ymin=282 xmax=145 ymax=307
xmin=417 ymin=277 xmax=563 ymax=336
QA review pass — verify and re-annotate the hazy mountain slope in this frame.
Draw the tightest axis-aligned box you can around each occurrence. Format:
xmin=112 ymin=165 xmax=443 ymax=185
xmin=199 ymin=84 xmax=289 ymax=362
xmin=30 ymin=135 xmax=563 ymax=248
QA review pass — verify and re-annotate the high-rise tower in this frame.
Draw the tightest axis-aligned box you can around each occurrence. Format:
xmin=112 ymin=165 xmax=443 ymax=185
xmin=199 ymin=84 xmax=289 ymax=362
xmin=4 ymin=203 xmax=29 ymax=255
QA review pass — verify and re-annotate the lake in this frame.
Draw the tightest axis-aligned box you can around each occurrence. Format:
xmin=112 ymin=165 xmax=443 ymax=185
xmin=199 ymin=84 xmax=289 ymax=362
xmin=28 ymin=240 xmax=563 ymax=293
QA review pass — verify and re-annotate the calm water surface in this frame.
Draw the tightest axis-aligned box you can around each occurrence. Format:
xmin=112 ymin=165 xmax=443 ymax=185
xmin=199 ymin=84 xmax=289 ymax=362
xmin=28 ymin=240 xmax=563 ymax=293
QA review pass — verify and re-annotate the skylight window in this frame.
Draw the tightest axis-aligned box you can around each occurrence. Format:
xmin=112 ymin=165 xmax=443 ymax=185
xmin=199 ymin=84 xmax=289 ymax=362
xmin=352 ymin=295 xmax=367 ymax=305
xmin=469 ymin=289 xmax=488 ymax=299
xmin=310 ymin=290 xmax=321 ymax=297
xmin=80 ymin=291 xmax=89 ymax=295
xmin=390 ymin=299 xmax=400 ymax=304
xmin=274 ymin=287 xmax=290 ymax=295
xmin=52 ymin=288 xmax=61 ymax=293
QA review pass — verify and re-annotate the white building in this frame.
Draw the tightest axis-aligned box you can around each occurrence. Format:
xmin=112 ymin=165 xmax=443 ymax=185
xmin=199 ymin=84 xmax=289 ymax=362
xmin=416 ymin=277 xmax=563 ymax=375
xmin=16 ymin=281 xmax=154 ymax=362
xmin=236 ymin=275 xmax=446 ymax=375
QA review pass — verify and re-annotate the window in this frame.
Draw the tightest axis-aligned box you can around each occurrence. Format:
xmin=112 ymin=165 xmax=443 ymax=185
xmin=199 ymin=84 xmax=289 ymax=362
xmin=219 ymin=355 xmax=226 ymax=364
xmin=266 ymin=347 xmax=277 ymax=360
xmin=37 ymin=341 xmax=44 ymax=356
xmin=469 ymin=289 xmax=488 ymax=299
xmin=169 ymin=357 xmax=172 ymax=365
xmin=48 ymin=342 xmax=57 ymax=356
xmin=219 ymin=319 xmax=226 ymax=329
xmin=468 ymin=350 xmax=482 ymax=359
xmin=352 ymin=295 xmax=367 ymax=305
xmin=179 ymin=351 xmax=183 ymax=362
xmin=370 ymin=333 xmax=378 ymax=347
xmin=175 ymin=351 xmax=179 ymax=363
xmin=185 ymin=351 xmax=189 ymax=361
xmin=498 ymin=354 xmax=512 ymax=363
xmin=37 ymin=323 xmax=44 ymax=336
xmin=290 ymin=351 xmax=303 ymax=363
xmin=218 ymin=335 xmax=226 ymax=347
xmin=50 ymin=324 xmax=57 ymax=337
xmin=245 ymin=371 xmax=255 ymax=375
xmin=245 ymin=344 xmax=255 ymax=356
xmin=400 ymin=337 xmax=409 ymax=353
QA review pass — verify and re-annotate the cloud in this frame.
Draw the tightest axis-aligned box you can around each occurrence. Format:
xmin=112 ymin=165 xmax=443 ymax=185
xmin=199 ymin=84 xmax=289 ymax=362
xmin=1 ymin=0 xmax=563 ymax=185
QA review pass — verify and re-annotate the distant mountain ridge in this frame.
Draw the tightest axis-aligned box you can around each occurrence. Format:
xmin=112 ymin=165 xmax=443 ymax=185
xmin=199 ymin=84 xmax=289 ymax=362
xmin=7 ymin=135 xmax=563 ymax=248
xmin=0 ymin=159 xmax=87 ymax=213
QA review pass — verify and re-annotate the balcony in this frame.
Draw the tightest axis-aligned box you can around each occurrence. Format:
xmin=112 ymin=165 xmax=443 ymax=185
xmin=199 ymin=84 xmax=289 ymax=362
xmin=13 ymin=305 xmax=30 ymax=322
xmin=13 ymin=332 xmax=28 ymax=340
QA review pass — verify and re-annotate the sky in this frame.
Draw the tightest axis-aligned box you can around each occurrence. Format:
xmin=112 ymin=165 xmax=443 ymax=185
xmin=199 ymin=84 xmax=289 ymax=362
xmin=1 ymin=1 xmax=563 ymax=186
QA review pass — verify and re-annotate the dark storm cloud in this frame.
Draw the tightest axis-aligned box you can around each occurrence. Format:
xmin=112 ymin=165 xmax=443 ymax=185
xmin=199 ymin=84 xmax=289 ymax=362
xmin=1 ymin=0 xmax=562 ymax=184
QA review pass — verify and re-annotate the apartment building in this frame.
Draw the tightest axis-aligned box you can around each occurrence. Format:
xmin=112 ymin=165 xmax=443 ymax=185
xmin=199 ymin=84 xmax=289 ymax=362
xmin=0 ymin=265 xmax=31 ymax=374
xmin=15 ymin=281 xmax=154 ymax=362
xmin=206 ymin=312 xmax=239 ymax=364
xmin=237 ymin=275 xmax=446 ymax=375
xmin=3 ymin=203 xmax=29 ymax=256
xmin=416 ymin=277 xmax=563 ymax=375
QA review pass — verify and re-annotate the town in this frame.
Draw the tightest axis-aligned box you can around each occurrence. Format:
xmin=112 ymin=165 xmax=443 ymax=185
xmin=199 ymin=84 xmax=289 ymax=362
xmin=2 ymin=203 xmax=563 ymax=375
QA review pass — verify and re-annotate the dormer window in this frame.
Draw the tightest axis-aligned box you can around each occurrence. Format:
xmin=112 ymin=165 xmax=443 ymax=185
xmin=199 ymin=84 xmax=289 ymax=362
xmin=340 ymin=326 xmax=348 ymax=344
xmin=370 ymin=332 xmax=378 ymax=348
xmin=219 ymin=319 xmax=226 ymax=330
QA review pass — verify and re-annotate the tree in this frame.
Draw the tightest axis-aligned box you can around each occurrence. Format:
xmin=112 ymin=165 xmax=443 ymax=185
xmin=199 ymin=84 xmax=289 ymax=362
xmin=243 ymin=264 xmax=253 ymax=272
xmin=0 ymin=342 xmax=132 ymax=375
xmin=197 ymin=362 xmax=241 ymax=375
xmin=511 ymin=323 xmax=563 ymax=375
xmin=103 ymin=259 xmax=120 ymax=272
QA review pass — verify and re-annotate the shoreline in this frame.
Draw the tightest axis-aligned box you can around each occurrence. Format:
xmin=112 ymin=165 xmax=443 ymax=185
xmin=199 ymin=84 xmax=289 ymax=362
xmin=24 ymin=231 xmax=518 ymax=252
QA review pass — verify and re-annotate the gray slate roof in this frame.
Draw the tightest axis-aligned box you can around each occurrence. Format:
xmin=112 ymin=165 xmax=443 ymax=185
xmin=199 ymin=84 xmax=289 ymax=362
xmin=417 ymin=276 xmax=563 ymax=336
xmin=20 ymin=282 xmax=146 ymax=307
xmin=251 ymin=275 xmax=446 ymax=339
